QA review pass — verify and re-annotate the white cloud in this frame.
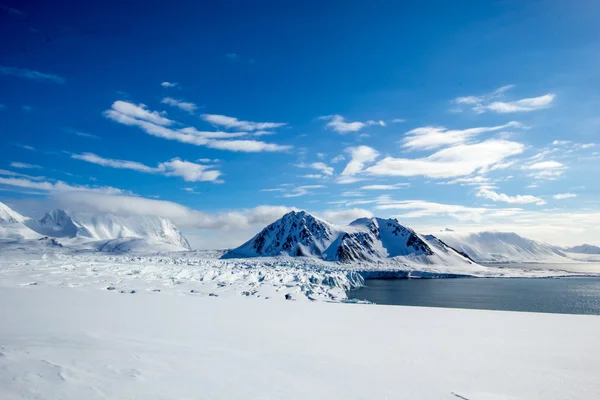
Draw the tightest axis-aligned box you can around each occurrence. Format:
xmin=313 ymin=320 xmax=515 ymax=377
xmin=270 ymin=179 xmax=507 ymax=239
xmin=10 ymin=162 xmax=41 ymax=169
xmin=320 ymin=208 xmax=373 ymax=223
xmin=391 ymin=118 xmax=406 ymax=123
xmin=335 ymin=176 xmax=368 ymax=184
xmin=553 ymin=193 xmax=577 ymax=200
xmin=476 ymin=93 xmax=556 ymax=113
xmin=320 ymin=115 xmax=384 ymax=134
xmin=253 ymin=130 xmax=275 ymax=136
xmin=526 ymin=161 xmax=564 ymax=170
xmin=552 ymin=140 xmax=571 ymax=146
xmin=282 ymin=185 xmax=326 ymax=198
xmin=0 ymin=169 xmax=45 ymax=181
xmin=0 ymin=177 xmax=123 ymax=195
xmin=161 ymin=97 xmax=198 ymax=113
xmin=440 ymin=176 xmax=491 ymax=186
xmin=109 ymin=100 xmax=173 ymax=126
xmin=341 ymin=146 xmax=380 ymax=176
xmin=72 ymin=131 xmax=100 ymax=139
xmin=178 ymin=127 xmax=247 ymax=139
xmin=359 ymin=183 xmax=409 ymax=190
xmin=0 ymin=66 xmax=65 ymax=84
xmin=301 ymin=174 xmax=324 ymax=179
xmin=375 ymin=199 xmax=521 ymax=221
xmin=331 ymin=155 xmax=345 ymax=163
xmin=341 ymin=191 xmax=365 ymax=197
xmin=71 ymin=153 xmax=222 ymax=183
xmin=580 ymin=143 xmax=595 ymax=149
xmin=524 ymin=160 xmax=566 ymax=180
xmin=260 ymin=188 xmax=285 ymax=192
xmin=452 ymin=85 xmax=554 ymax=114
xmin=476 ymin=188 xmax=546 ymax=205
xmin=104 ymin=101 xmax=291 ymax=153
xmin=365 ymin=139 xmax=524 ymax=179
xmin=201 ymin=114 xmax=286 ymax=131
xmin=206 ymin=139 xmax=290 ymax=152
xmin=401 ymin=121 xmax=521 ymax=151
xmin=295 ymin=162 xmax=334 ymax=176
xmin=53 ymin=191 xmax=293 ymax=231
xmin=161 ymin=82 xmax=178 ymax=88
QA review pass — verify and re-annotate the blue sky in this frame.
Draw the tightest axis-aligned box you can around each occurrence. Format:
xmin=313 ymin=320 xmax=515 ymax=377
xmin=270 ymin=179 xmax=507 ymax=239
xmin=1 ymin=0 xmax=600 ymax=248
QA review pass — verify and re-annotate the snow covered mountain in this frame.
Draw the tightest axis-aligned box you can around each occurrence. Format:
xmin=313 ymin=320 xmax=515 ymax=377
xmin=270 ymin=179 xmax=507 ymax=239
xmin=223 ymin=211 xmax=474 ymax=266
xmin=0 ymin=202 xmax=41 ymax=240
xmin=26 ymin=209 xmax=191 ymax=250
xmin=436 ymin=231 xmax=570 ymax=263
xmin=563 ymin=244 xmax=600 ymax=255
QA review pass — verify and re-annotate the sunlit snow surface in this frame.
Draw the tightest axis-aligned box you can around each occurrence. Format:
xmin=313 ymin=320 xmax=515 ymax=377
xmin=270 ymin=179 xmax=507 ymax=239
xmin=1 ymin=287 xmax=600 ymax=399
xmin=2 ymin=240 xmax=600 ymax=399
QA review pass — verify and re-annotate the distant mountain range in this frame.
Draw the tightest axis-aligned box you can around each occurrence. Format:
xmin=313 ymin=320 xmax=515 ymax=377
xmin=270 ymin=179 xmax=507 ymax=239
xmin=0 ymin=201 xmax=191 ymax=252
xmin=436 ymin=231 xmax=571 ymax=263
xmin=2 ymin=201 xmax=599 ymax=261
xmin=563 ymin=244 xmax=600 ymax=255
xmin=222 ymin=211 xmax=475 ymax=266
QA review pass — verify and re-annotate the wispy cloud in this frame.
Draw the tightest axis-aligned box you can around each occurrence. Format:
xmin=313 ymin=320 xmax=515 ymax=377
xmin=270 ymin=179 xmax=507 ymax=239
xmin=359 ymin=183 xmax=409 ymax=190
xmin=108 ymin=100 xmax=173 ymax=126
xmin=0 ymin=66 xmax=65 ymax=84
xmin=477 ymin=188 xmax=546 ymax=205
xmin=10 ymin=162 xmax=41 ymax=169
xmin=477 ymin=94 xmax=556 ymax=113
xmin=553 ymin=193 xmax=577 ymax=200
xmin=161 ymin=97 xmax=198 ymax=113
xmin=0 ymin=4 xmax=25 ymax=16
xmin=524 ymin=160 xmax=566 ymax=180
xmin=14 ymin=144 xmax=35 ymax=151
xmin=0 ymin=176 xmax=123 ymax=195
xmin=401 ymin=121 xmax=522 ymax=151
xmin=320 ymin=115 xmax=385 ymax=134
xmin=0 ymin=169 xmax=45 ymax=181
xmin=161 ymin=81 xmax=179 ymax=88
xmin=201 ymin=114 xmax=286 ymax=131
xmin=452 ymin=85 xmax=555 ymax=114
xmin=294 ymin=162 xmax=334 ymax=176
xmin=104 ymin=101 xmax=291 ymax=152
xmin=341 ymin=146 xmax=380 ymax=176
xmin=364 ymin=140 xmax=524 ymax=179
xmin=282 ymin=185 xmax=326 ymax=198
xmin=71 ymin=152 xmax=222 ymax=183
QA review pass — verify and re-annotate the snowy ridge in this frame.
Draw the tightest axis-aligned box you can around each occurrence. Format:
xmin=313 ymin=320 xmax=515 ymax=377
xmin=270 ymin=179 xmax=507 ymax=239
xmin=437 ymin=231 xmax=571 ymax=263
xmin=223 ymin=211 xmax=474 ymax=266
xmin=564 ymin=244 xmax=600 ymax=255
xmin=26 ymin=209 xmax=191 ymax=251
xmin=0 ymin=202 xmax=41 ymax=240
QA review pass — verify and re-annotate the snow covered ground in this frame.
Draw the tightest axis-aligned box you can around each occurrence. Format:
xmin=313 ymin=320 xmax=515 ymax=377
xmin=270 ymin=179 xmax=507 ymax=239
xmin=1 ymin=286 xmax=600 ymax=399
xmin=2 ymin=241 xmax=598 ymax=303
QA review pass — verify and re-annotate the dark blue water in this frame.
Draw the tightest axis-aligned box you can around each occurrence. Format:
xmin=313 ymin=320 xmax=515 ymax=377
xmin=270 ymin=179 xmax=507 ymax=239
xmin=349 ymin=277 xmax=600 ymax=315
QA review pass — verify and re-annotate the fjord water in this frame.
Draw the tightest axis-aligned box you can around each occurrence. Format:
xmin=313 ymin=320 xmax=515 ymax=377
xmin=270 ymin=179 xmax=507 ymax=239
xmin=350 ymin=274 xmax=600 ymax=315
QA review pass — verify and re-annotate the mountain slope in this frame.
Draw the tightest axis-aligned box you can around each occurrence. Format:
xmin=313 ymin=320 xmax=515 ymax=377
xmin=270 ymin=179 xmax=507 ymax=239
xmin=564 ymin=244 xmax=600 ymax=255
xmin=222 ymin=211 xmax=338 ymax=258
xmin=27 ymin=209 xmax=191 ymax=250
xmin=0 ymin=202 xmax=41 ymax=240
xmin=223 ymin=211 xmax=474 ymax=266
xmin=437 ymin=231 xmax=570 ymax=263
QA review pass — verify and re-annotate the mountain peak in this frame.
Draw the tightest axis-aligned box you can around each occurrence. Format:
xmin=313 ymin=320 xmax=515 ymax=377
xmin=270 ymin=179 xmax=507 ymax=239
xmin=222 ymin=210 xmax=335 ymax=258
xmin=0 ymin=201 xmax=28 ymax=224
xmin=223 ymin=212 xmax=471 ymax=265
